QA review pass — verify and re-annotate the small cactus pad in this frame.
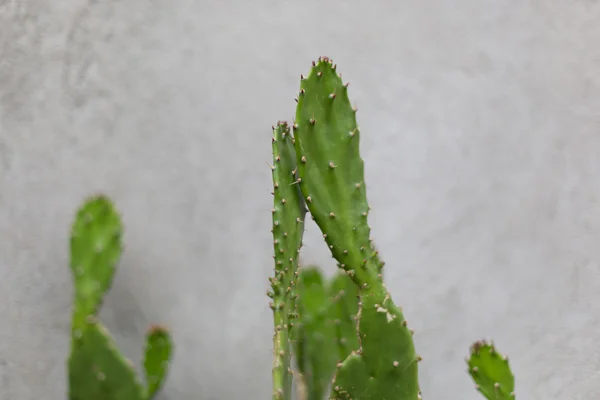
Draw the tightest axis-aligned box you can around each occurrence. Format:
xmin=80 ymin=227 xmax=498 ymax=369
xmin=294 ymin=267 xmax=338 ymax=400
xmin=468 ymin=340 xmax=515 ymax=399
xmin=270 ymin=121 xmax=307 ymax=400
xmin=330 ymin=286 xmax=420 ymax=400
xmin=270 ymin=121 xmax=307 ymax=307
xmin=69 ymin=319 xmax=145 ymax=400
xmin=327 ymin=273 xmax=359 ymax=362
xmin=293 ymin=57 xmax=380 ymax=286
xmin=70 ymin=195 xmax=123 ymax=327
xmin=143 ymin=325 xmax=173 ymax=399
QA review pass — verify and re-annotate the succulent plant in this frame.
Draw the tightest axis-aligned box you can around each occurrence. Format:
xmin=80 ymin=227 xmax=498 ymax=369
xmin=67 ymin=195 xmax=172 ymax=400
xmin=62 ymin=57 xmax=517 ymax=400
xmin=269 ymin=121 xmax=308 ymax=400
xmin=268 ymin=57 xmax=517 ymax=400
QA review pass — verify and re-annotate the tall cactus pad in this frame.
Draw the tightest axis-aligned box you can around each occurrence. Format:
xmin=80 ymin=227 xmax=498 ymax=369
xmin=468 ymin=341 xmax=515 ymax=399
xmin=294 ymin=58 xmax=420 ymax=399
xmin=294 ymin=267 xmax=337 ymax=400
xmin=70 ymin=195 xmax=123 ymax=327
xmin=270 ymin=121 xmax=307 ymax=303
xmin=143 ymin=325 xmax=173 ymax=399
xmin=330 ymin=286 xmax=420 ymax=400
xmin=293 ymin=57 xmax=380 ymax=287
xmin=270 ymin=121 xmax=307 ymax=400
xmin=69 ymin=318 xmax=145 ymax=400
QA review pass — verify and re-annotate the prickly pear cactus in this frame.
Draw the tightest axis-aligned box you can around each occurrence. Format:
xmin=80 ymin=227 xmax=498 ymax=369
xmin=292 ymin=57 xmax=421 ymax=400
xmin=468 ymin=340 xmax=515 ymax=399
xmin=267 ymin=57 xmax=519 ymax=400
xmin=68 ymin=195 xmax=172 ymax=400
xmin=269 ymin=122 xmax=307 ymax=400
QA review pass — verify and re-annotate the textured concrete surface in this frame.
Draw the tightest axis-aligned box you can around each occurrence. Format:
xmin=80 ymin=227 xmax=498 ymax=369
xmin=1 ymin=0 xmax=600 ymax=399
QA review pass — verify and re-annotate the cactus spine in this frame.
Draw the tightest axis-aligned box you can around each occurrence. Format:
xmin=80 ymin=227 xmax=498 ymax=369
xmin=68 ymin=195 xmax=172 ymax=400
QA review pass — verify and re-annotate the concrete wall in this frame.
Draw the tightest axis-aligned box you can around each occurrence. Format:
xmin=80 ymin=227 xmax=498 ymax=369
xmin=1 ymin=0 xmax=599 ymax=398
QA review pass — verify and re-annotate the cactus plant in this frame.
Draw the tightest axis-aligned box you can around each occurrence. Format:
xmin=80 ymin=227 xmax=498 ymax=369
xmin=268 ymin=56 xmax=516 ymax=400
xmin=68 ymin=195 xmax=172 ymax=400
xmin=61 ymin=57 xmax=518 ymax=400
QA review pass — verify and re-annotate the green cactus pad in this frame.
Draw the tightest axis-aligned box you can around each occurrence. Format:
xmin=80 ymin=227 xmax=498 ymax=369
xmin=294 ymin=57 xmax=383 ymax=288
xmin=69 ymin=195 xmax=123 ymax=327
xmin=68 ymin=318 xmax=145 ymax=400
xmin=270 ymin=121 xmax=307 ymax=400
xmin=270 ymin=121 xmax=307 ymax=305
xmin=293 ymin=267 xmax=338 ymax=400
xmin=293 ymin=58 xmax=420 ymax=398
xmin=468 ymin=340 xmax=515 ymax=399
xmin=143 ymin=325 xmax=173 ymax=399
xmin=327 ymin=273 xmax=359 ymax=362
xmin=330 ymin=286 xmax=420 ymax=400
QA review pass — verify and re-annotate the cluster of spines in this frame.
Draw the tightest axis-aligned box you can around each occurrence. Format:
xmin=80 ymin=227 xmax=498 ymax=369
xmin=68 ymin=195 xmax=172 ymax=400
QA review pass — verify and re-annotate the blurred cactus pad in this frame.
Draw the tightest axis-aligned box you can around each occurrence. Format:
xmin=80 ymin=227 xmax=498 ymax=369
xmin=63 ymin=57 xmax=515 ymax=399
xmin=67 ymin=195 xmax=172 ymax=400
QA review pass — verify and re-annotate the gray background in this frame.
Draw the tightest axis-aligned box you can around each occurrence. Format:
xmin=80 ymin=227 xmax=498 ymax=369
xmin=1 ymin=0 xmax=599 ymax=399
